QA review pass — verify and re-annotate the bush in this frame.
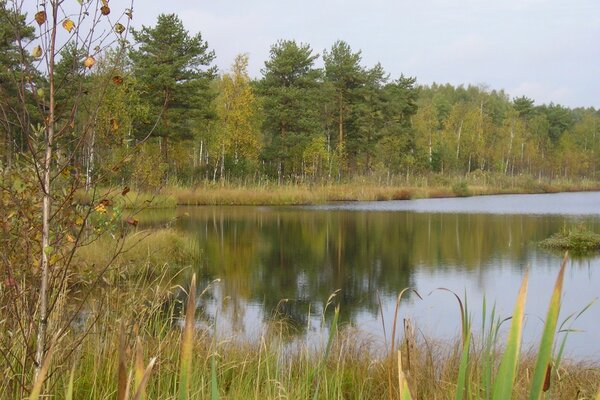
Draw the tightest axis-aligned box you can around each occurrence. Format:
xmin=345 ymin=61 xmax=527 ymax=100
xmin=452 ymin=180 xmax=471 ymax=197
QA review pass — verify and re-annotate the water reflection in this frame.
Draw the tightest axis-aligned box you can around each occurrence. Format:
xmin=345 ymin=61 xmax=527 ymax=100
xmin=142 ymin=194 xmax=600 ymax=358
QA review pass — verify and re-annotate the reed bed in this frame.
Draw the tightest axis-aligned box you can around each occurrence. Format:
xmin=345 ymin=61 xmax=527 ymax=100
xmin=171 ymin=176 xmax=600 ymax=206
xmin=10 ymin=255 xmax=600 ymax=400
xmin=540 ymin=225 xmax=600 ymax=253
xmin=74 ymin=175 xmax=600 ymax=207
xmin=74 ymin=228 xmax=200 ymax=278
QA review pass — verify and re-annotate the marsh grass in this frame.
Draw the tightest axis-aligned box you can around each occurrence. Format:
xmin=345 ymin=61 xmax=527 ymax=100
xmin=540 ymin=225 xmax=600 ymax=253
xmin=75 ymin=188 xmax=178 ymax=209
xmin=26 ymin=309 xmax=600 ymax=400
xmin=170 ymin=175 xmax=600 ymax=206
xmin=77 ymin=175 xmax=600 ymax=207
xmin=74 ymin=229 xmax=200 ymax=278
xmin=7 ymin=234 xmax=600 ymax=399
xmin=11 ymin=258 xmax=599 ymax=400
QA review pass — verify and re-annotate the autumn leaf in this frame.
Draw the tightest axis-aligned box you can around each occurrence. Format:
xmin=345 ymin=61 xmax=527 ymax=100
xmin=114 ymin=23 xmax=125 ymax=34
xmin=112 ymin=75 xmax=124 ymax=85
xmin=35 ymin=11 xmax=46 ymax=25
xmin=84 ymin=55 xmax=96 ymax=69
xmin=62 ymin=19 xmax=75 ymax=33
xmin=110 ymin=118 xmax=120 ymax=131
xmin=101 ymin=0 xmax=109 ymax=6
xmin=32 ymin=45 xmax=43 ymax=58
xmin=126 ymin=217 xmax=138 ymax=227
xmin=125 ymin=9 xmax=133 ymax=19
xmin=100 ymin=5 xmax=110 ymax=15
xmin=121 ymin=186 xmax=130 ymax=196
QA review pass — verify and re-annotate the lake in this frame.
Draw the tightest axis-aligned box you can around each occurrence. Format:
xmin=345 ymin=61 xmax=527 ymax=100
xmin=151 ymin=191 xmax=600 ymax=359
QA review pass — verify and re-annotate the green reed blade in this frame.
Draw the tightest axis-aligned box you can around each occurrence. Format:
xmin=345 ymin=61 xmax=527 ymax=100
xmin=455 ymin=332 xmax=471 ymax=400
xmin=65 ymin=365 xmax=75 ymax=400
xmin=528 ymin=256 xmax=566 ymax=400
xmin=312 ymin=305 xmax=339 ymax=400
xmin=398 ymin=350 xmax=413 ymax=400
xmin=492 ymin=270 xmax=528 ymax=400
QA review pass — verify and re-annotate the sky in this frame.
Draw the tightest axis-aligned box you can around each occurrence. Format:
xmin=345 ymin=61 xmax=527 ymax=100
xmin=132 ymin=0 xmax=599 ymax=108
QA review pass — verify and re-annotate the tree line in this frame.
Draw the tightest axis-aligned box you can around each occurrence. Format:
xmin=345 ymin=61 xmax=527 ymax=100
xmin=2 ymin=10 xmax=599 ymax=188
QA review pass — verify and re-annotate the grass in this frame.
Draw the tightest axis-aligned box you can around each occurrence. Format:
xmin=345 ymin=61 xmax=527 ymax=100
xmin=5 ymin=253 xmax=600 ymax=399
xmin=73 ymin=174 xmax=600 ymax=207
xmin=74 ymin=228 xmax=200 ymax=279
xmin=540 ymin=225 xmax=600 ymax=254
xmin=75 ymin=187 xmax=178 ymax=209
xmin=170 ymin=174 xmax=600 ymax=206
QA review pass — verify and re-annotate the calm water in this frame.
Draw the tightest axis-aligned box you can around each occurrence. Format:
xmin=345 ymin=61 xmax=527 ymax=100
xmin=151 ymin=191 xmax=600 ymax=359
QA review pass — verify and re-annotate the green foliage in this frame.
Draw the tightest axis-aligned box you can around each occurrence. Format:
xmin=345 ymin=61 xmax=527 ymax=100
xmin=258 ymin=40 xmax=323 ymax=177
xmin=452 ymin=181 xmax=471 ymax=197
xmin=129 ymin=13 xmax=216 ymax=166
xmin=540 ymin=225 xmax=600 ymax=253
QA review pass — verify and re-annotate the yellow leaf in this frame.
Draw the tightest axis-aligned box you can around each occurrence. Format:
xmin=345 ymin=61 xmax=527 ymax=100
xmin=84 ymin=55 xmax=96 ymax=69
xmin=32 ymin=45 xmax=43 ymax=58
xmin=75 ymin=217 xmax=84 ymax=225
xmin=62 ymin=19 xmax=75 ymax=33
xmin=114 ymin=23 xmax=125 ymax=34
xmin=66 ymin=234 xmax=75 ymax=243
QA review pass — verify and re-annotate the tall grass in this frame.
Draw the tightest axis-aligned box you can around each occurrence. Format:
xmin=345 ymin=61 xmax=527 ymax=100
xmin=6 ymin=253 xmax=600 ymax=399
xmin=170 ymin=175 xmax=600 ymax=206
xmin=73 ymin=228 xmax=200 ymax=278
xmin=76 ymin=174 xmax=600 ymax=207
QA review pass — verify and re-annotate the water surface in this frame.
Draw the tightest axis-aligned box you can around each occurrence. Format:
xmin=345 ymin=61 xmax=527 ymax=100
xmin=151 ymin=191 xmax=600 ymax=359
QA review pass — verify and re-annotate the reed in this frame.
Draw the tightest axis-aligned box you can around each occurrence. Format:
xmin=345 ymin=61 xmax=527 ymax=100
xmin=5 ymin=254 xmax=600 ymax=399
xmin=540 ymin=225 xmax=600 ymax=253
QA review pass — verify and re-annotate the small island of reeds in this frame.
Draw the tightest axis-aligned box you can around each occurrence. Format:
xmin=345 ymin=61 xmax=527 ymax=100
xmin=540 ymin=225 xmax=600 ymax=253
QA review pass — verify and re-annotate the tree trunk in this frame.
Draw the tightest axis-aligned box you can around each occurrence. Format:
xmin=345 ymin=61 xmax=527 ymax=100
xmin=35 ymin=1 xmax=58 ymax=379
xmin=456 ymin=119 xmax=463 ymax=160
xmin=505 ymin=123 xmax=514 ymax=174
xmin=85 ymin=122 xmax=96 ymax=191
xmin=338 ymin=93 xmax=344 ymax=145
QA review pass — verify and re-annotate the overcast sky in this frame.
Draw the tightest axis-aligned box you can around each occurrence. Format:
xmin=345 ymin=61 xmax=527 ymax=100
xmin=132 ymin=0 xmax=599 ymax=108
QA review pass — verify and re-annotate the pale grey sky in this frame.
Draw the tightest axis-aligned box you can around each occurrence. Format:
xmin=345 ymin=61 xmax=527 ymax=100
xmin=133 ymin=0 xmax=599 ymax=108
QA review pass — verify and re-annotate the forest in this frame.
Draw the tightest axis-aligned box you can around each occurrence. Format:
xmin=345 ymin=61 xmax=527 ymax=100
xmin=2 ymin=10 xmax=599 ymax=190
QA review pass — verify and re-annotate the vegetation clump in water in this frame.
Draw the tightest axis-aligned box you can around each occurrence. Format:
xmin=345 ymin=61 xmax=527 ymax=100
xmin=540 ymin=225 xmax=600 ymax=253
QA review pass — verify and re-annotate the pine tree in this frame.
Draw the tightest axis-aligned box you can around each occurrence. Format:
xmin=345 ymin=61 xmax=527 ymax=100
xmin=258 ymin=40 xmax=322 ymax=180
xmin=129 ymin=13 xmax=216 ymax=167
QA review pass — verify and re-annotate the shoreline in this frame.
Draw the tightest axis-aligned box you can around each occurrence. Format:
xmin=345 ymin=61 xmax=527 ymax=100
xmin=169 ymin=181 xmax=600 ymax=207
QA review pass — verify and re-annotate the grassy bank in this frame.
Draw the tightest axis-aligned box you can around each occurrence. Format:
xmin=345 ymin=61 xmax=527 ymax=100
xmin=36 ymin=315 xmax=600 ymax=400
xmin=78 ymin=175 xmax=600 ymax=208
xmin=74 ymin=229 xmax=199 ymax=279
xmin=172 ymin=176 xmax=600 ymax=206
xmin=12 ymin=270 xmax=600 ymax=400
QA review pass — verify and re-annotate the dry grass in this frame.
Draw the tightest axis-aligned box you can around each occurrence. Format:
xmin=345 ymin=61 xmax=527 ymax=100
xmin=73 ymin=229 xmax=199 ymax=278
xmin=168 ymin=175 xmax=600 ymax=206
xmin=24 ymin=307 xmax=600 ymax=400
